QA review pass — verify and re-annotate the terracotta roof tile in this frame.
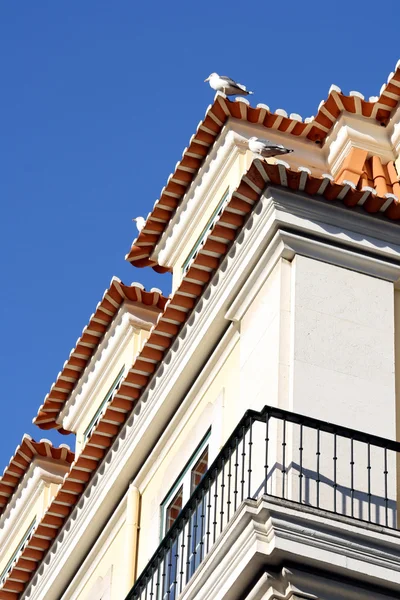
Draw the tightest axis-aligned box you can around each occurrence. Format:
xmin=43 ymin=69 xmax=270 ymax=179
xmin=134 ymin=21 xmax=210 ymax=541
xmin=126 ymin=61 xmax=400 ymax=271
xmin=33 ymin=278 xmax=169 ymax=433
xmin=0 ymin=436 xmax=74 ymax=518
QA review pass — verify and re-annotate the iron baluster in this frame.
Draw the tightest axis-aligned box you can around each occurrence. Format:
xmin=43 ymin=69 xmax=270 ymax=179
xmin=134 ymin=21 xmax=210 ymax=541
xmin=248 ymin=417 xmax=253 ymax=499
xmin=333 ymin=432 xmax=337 ymax=514
xmin=282 ymin=418 xmax=287 ymax=499
xmin=241 ymin=425 xmax=246 ymax=502
xmin=316 ymin=427 xmax=320 ymax=509
xmin=227 ymin=445 xmax=232 ymax=522
xmin=299 ymin=423 xmax=303 ymax=504
xmin=220 ymin=460 xmax=225 ymax=534
xmin=264 ymin=412 xmax=270 ymax=495
xmin=384 ymin=447 xmax=389 ymax=527
xmin=367 ymin=442 xmax=371 ymax=523
xmin=350 ymin=438 xmax=354 ymax=519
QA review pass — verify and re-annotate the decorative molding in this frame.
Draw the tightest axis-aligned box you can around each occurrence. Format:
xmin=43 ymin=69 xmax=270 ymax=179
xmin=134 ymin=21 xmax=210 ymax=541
xmin=325 ymin=113 xmax=394 ymax=178
xmin=388 ymin=104 xmax=400 ymax=155
xmin=178 ymin=497 xmax=400 ymax=600
xmin=270 ymin=186 xmax=400 ymax=264
xmin=243 ymin=568 xmax=319 ymax=600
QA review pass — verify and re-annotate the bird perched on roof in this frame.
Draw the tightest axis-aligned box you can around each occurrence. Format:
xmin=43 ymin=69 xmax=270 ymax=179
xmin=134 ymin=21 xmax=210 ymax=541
xmin=204 ymin=73 xmax=254 ymax=96
xmin=133 ymin=216 xmax=146 ymax=232
xmin=248 ymin=137 xmax=294 ymax=158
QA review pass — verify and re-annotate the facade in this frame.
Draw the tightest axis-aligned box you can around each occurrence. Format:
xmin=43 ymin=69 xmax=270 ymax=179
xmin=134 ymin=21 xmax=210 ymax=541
xmin=1 ymin=62 xmax=400 ymax=600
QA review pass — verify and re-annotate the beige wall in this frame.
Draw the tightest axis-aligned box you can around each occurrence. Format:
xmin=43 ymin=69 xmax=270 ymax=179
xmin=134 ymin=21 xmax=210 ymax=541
xmin=395 ymin=289 xmax=400 ymax=442
xmin=290 ymin=255 xmax=396 ymax=438
xmin=74 ymin=516 xmax=127 ymax=600
xmin=136 ymin=339 xmax=240 ymax=574
xmin=395 ymin=288 xmax=400 ymax=526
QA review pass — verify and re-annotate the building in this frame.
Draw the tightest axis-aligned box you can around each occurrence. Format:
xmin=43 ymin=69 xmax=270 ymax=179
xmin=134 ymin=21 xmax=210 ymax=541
xmin=1 ymin=62 xmax=400 ymax=600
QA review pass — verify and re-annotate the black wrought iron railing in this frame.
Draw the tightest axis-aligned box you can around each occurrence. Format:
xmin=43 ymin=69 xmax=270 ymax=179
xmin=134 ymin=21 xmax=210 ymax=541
xmin=126 ymin=405 xmax=400 ymax=600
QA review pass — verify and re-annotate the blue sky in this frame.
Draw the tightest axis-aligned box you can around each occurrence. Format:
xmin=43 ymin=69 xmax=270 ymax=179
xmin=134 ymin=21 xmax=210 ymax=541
xmin=1 ymin=1 xmax=399 ymax=467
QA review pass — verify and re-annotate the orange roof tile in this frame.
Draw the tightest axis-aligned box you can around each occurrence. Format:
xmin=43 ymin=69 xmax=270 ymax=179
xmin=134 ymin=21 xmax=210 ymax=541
xmin=126 ymin=61 xmax=400 ymax=271
xmin=4 ymin=158 xmax=400 ymax=598
xmin=0 ymin=436 xmax=74 ymax=518
xmin=33 ymin=278 xmax=169 ymax=434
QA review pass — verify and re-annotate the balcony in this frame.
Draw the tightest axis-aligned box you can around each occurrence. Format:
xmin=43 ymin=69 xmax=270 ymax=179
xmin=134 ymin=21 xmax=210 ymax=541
xmin=126 ymin=405 xmax=400 ymax=600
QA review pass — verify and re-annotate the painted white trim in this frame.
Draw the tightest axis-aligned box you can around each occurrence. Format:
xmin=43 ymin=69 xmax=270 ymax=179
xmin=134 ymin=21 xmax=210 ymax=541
xmin=388 ymin=104 xmax=400 ymax=155
xmin=179 ymin=497 xmax=400 ymax=600
xmin=59 ymin=303 xmax=158 ymax=433
xmin=270 ymin=186 xmax=400 ymax=257
xmin=22 ymin=187 xmax=400 ymax=600
xmin=325 ymin=113 xmax=394 ymax=177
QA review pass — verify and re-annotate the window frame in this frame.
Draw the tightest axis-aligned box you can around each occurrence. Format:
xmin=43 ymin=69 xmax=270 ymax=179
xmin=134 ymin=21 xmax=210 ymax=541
xmin=160 ymin=429 xmax=211 ymax=539
xmin=83 ymin=365 xmax=125 ymax=442
xmin=181 ymin=187 xmax=230 ymax=275
xmin=0 ymin=518 xmax=36 ymax=585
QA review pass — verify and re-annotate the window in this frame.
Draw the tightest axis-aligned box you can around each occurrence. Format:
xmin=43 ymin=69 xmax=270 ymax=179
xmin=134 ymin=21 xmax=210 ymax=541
xmin=165 ymin=487 xmax=183 ymax=532
xmin=191 ymin=447 xmax=208 ymax=493
xmin=161 ymin=431 xmax=210 ymax=537
xmin=0 ymin=518 xmax=36 ymax=585
xmin=182 ymin=188 xmax=230 ymax=275
xmin=83 ymin=365 xmax=125 ymax=441
xmin=160 ymin=434 xmax=210 ymax=600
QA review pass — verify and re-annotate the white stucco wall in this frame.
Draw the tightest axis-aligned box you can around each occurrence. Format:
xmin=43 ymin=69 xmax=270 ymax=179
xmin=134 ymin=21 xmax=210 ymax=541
xmin=290 ymin=255 xmax=396 ymax=438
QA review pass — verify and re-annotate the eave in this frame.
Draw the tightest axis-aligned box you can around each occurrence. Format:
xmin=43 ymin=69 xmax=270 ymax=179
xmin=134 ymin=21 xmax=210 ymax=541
xmin=126 ymin=60 xmax=400 ymax=271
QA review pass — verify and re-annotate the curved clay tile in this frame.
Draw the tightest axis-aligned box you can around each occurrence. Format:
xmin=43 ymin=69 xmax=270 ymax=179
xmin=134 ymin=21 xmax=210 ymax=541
xmin=126 ymin=61 xmax=400 ymax=272
xmin=0 ymin=435 xmax=74 ymax=517
xmin=33 ymin=278 xmax=169 ymax=433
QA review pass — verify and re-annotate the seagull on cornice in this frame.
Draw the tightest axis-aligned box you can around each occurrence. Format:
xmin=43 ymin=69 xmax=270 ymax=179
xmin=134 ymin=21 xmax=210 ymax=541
xmin=133 ymin=216 xmax=146 ymax=232
xmin=248 ymin=137 xmax=294 ymax=158
xmin=204 ymin=73 xmax=254 ymax=96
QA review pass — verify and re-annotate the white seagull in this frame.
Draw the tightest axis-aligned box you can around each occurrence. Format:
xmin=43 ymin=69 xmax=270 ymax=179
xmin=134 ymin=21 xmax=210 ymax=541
xmin=133 ymin=216 xmax=146 ymax=232
xmin=248 ymin=137 xmax=294 ymax=158
xmin=204 ymin=73 xmax=254 ymax=96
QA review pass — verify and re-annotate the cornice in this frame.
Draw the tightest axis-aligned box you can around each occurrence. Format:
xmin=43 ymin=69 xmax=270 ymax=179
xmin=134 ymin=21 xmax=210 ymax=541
xmin=178 ymin=498 xmax=400 ymax=600
xmin=325 ymin=113 xmax=395 ymax=178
